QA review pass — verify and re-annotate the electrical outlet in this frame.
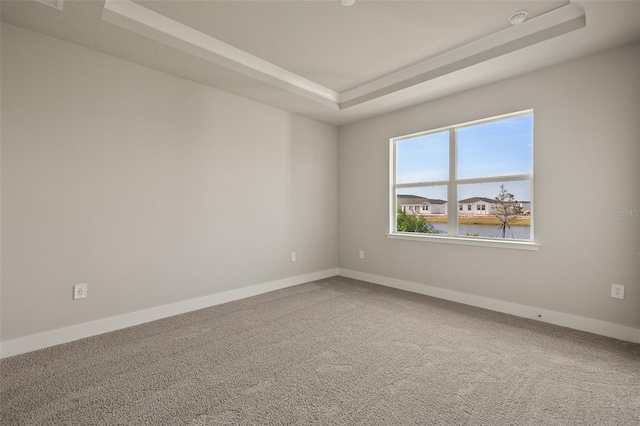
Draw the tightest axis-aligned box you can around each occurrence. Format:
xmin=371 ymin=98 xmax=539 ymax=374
xmin=359 ymin=250 xmax=364 ymax=259
xmin=290 ymin=252 xmax=296 ymax=262
xmin=611 ymin=283 xmax=624 ymax=300
xmin=73 ymin=283 xmax=87 ymax=300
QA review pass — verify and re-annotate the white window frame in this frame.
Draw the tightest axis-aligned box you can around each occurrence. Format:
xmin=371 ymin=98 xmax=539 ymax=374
xmin=388 ymin=110 xmax=538 ymax=251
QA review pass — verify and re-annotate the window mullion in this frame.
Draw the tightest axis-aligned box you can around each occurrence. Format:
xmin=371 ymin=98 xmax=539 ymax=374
xmin=447 ymin=129 xmax=457 ymax=236
xmin=390 ymin=140 xmax=397 ymax=232
xmin=456 ymin=174 xmax=533 ymax=185
xmin=396 ymin=180 xmax=450 ymax=189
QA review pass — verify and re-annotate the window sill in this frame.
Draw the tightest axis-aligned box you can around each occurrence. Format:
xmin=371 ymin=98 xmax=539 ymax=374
xmin=386 ymin=232 xmax=540 ymax=251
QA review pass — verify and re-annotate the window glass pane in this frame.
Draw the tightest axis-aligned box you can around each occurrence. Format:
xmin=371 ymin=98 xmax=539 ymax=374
xmin=391 ymin=111 xmax=534 ymax=243
xmin=396 ymin=187 xmax=447 ymax=234
xmin=458 ymin=181 xmax=531 ymax=240
xmin=396 ymin=131 xmax=449 ymax=184
xmin=457 ymin=115 xmax=532 ymax=180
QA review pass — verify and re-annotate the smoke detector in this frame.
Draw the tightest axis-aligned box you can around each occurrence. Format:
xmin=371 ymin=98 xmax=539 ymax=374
xmin=340 ymin=0 xmax=356 ymax=6
xmin=509 ymin=11 xmax=528 ymax=25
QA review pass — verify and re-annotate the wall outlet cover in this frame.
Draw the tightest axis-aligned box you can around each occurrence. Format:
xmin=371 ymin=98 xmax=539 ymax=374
xmin=611 ymin=283 xmax=624 ymax=300
xmin=73 ymin=283 xmax=87 ymax=300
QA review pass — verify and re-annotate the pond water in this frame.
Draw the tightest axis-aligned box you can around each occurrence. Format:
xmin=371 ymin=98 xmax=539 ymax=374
xmin=431 ymin=223 xmax=531 ymax=240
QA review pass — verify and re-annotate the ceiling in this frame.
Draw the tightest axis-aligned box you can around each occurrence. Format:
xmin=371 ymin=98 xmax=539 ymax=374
xmin=2 ymin=0 xmax=639 ymax=126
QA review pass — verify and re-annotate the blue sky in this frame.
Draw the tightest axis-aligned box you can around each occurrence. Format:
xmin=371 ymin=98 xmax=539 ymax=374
xmin=396 ymin=114 xmax=533 ymax=201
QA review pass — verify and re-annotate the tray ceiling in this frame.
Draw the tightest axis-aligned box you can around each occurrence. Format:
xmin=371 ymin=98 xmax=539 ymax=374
xmin=2 ymin=1 xmax=639 ymax=126
xmin=131 ymin=0 xmax=568 ymax=93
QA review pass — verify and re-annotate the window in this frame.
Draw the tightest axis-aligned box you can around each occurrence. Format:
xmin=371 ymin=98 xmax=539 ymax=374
xmin=422 ymin=205 xmax=429 ymax=211
xmin=391 ymin=111 xmax=533 ymax=242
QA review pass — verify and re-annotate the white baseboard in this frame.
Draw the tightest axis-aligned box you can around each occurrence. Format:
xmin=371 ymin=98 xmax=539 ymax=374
xmin=0 ymin=268 xmax=339 ymax=359
xmin=3 ymin=267 xmax=636 ymax=358
xmin=339 ymin=268 xmax=640 ymax=344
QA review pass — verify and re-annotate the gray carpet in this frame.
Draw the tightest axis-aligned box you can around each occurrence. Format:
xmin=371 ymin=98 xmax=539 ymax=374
xmin=1 ymin=276 xmax=639 ymax=425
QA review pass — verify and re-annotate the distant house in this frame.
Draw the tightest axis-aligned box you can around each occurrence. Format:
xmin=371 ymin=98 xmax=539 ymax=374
xmin=400 ymin=195 xmax=528 ymax=216
xmin=518 ymin=201 xmax=531 ymax=213
xmin=458 ymin=197 xmax=530 ymax=215
xmin=458 ymin=197 xmax=496 ymax=215
xmin=397 ymin=195 xmax=447 ymax=215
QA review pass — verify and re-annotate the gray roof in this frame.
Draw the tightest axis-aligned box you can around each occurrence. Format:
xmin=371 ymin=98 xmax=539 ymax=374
xmin=397 ymin=194 xmax=428 ymax=201
xmin=458 ymin=197 xmax=495 ymax=204
xmin=425 ymin=198 xmax=446 ymax=205
xmin=397 ymin=195 xmax=446 ymax=205
xmin=399 ymin=195 xmax=528 ymax=204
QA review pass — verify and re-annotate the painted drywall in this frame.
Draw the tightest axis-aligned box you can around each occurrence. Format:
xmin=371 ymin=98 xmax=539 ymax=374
xmin=338 ymin=41 xmax=640 ymax=330
xmin=0 ymin=24 xmax=338 ymax=341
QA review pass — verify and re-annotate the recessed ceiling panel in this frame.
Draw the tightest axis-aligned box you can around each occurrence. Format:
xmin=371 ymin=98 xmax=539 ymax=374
xmin=133 ymin=0 xmax=569 ymax=92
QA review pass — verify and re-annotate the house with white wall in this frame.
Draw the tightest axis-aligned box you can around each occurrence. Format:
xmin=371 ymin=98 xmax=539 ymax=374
xmin=397 ymin=195 xmax=447 ymax=215
xmin=458 ymin=197 xmax=496 ymax=215
xmin=457 ymin=197 xmax=531 ymax=215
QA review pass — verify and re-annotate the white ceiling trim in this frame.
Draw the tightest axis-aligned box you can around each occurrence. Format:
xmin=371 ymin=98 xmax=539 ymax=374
xmin=340 ymin=3 xmax=586 ymax=109
xmin=101 ymin=0 xmax=585 ymax=111
xmin=101 ymin=0 xmax=340 ymax=108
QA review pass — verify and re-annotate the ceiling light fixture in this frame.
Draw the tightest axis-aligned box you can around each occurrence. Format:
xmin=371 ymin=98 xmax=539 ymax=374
xmin=340 ymin=0 xmax=356 ymax=6
xmin=509 ymin=11 xmax=528 ymax=25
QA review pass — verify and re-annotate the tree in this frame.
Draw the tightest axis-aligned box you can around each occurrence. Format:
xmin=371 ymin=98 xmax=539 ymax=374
xmin=491 ymin=185 xmax=523 ymax=238
xmin=396 ymin=210 xmax=438 ymax=233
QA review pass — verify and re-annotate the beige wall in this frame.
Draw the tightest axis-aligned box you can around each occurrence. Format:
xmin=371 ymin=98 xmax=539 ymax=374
xmin=0 ymin=24 xmax=338 ymax=341
xmin=2 ymin=22 xmax=638 ymax=345
xmin=339 ymin=42 xmax=640 ymax=329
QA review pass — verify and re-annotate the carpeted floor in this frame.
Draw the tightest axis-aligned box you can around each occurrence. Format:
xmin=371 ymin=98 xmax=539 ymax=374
xmin=1 ymin=276 xmax=639 ymax=425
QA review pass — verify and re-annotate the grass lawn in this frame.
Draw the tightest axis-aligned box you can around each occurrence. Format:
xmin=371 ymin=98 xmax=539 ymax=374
xmin=421 ymin=215 xmax=530 ymax=226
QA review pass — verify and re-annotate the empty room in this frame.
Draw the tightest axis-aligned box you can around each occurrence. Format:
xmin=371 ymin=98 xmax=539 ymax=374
xmin=1 ymin=0 xmax=639 ymax=424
